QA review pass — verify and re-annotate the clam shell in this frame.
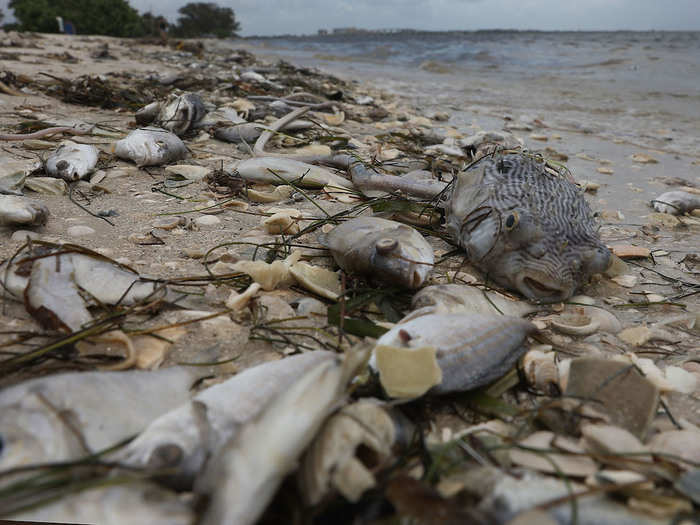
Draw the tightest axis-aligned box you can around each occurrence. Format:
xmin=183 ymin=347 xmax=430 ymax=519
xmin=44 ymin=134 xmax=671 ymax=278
xmin=649 ymin=430 xmax=700 ymax=466
xmin=372 ymin=313 xmax=536 ymax=396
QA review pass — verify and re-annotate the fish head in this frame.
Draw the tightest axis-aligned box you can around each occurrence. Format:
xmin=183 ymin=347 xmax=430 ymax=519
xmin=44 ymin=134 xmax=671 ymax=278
xmin=482 ymin=209 xmax=611 ymax=302
xmin=448 ymin=154 xmax=611 ymax=302
xmin=159 ymin=94 xmax=205 ymax=136
xmin=370 ymin=234 xmax=430 ymax=289
xmin=0 ymin=395 xmax=85 ymax=471
xmin=54 ymin=159 xmax=80 ymax=181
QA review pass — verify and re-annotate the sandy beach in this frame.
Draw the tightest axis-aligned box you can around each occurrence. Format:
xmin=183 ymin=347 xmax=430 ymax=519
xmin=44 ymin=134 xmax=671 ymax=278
xmin=1 ymin=30 xmax=699 ymax=524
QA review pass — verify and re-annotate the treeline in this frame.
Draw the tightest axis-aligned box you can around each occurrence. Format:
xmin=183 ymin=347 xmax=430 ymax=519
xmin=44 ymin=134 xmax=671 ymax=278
xmin=2 ymin=1 xmax=241 ymax=38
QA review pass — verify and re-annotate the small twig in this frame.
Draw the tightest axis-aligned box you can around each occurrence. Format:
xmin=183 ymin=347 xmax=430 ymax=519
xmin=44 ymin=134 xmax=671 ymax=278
xmin=68 ymin=183 xmax=115 ymax=226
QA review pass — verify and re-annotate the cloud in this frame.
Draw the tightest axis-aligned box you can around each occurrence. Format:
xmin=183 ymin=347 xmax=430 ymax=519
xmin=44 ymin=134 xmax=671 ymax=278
xmin=1 ymin=0 xmax=698 ymax=35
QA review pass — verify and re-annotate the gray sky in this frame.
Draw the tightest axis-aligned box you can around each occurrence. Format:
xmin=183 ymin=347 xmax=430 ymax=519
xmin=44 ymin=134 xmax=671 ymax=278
xmin=2 ymin=0 xmax=699 ymax=36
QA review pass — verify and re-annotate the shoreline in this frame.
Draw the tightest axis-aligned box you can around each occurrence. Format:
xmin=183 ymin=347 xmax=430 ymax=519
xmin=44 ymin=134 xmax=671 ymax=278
xmin=1 ymin=31 xmax=699 ymax=524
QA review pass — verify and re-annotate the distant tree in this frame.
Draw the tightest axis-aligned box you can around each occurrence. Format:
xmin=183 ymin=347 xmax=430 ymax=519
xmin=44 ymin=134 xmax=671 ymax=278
xmin=0 ymin=9 xmax=4 ymax=24
xmin=171 ymin=2 xmax=240 ymax=39
xmin=8 ymin=0 xmax=147 ymax=37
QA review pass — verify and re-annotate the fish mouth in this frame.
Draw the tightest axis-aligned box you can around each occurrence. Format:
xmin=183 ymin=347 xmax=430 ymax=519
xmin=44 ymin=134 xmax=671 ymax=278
xmin=516 ymin=274 xmax=570 ymax=303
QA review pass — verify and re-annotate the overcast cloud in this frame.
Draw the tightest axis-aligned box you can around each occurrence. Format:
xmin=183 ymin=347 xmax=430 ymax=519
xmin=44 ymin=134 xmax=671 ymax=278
xmin=1 ymin=0 xmax=699 ymax=36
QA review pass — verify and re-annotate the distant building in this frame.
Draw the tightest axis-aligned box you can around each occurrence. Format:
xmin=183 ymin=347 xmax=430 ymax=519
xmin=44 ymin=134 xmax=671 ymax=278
xmin=317 ymin=29 xmax=328 ymax=36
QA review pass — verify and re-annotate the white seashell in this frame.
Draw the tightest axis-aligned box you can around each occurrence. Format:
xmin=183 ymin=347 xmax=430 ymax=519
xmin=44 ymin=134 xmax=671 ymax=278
xmin=288 ymin=262 xmax=342 ymax=300
xmin=0 ymin=195 xmax=49 ymax=226
xmin=164 ymin=164 xmax=211 ymax=181
xmin=299 ymin=399 xmax=400 ymax=504
xmin=510 ymin=431 xmax=597 ymax=477
xmin=262 ymin=207 xmax=301 ymax=235
xmin=231 ymin=250 xmax=301 ymax=291
xmin=371 ymin=313 xmax=536 ymax=397
xmin=549 ymin=305 xmax=622 ymax=335
xmin=112 ymin=127 xmax=188 ymax=167
xmin=323 ymin=111 xmax=345 ymax=126
xmin=246 ymin=185 xmax=294 ymax=203
xmin=581 ymin=424 xmax=650 ymax=461
xmin=234 ymin=157 xmax=354 ymax=189
xmin=45 ymin=141 xmax=98 ymax=181
xmin=521 ymin=349 xmax=561 ymax=393
xmin=649 ymin=430 xmax=700 ymax=466
xmin=225 ymin=282 xmax=261 ymax=310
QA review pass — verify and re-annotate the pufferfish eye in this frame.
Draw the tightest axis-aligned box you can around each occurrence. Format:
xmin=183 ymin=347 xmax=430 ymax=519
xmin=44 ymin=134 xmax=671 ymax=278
xmin=504 ymin=211 xmax=519 ymax=230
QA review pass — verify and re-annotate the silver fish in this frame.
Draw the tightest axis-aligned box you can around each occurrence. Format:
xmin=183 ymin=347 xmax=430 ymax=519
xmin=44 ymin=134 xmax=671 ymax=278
xmin=371 ymin=313 xmax=536 ymax=395
xmin=1 ymin=246 xmax=163 ymax=331
xmin=118 ymin=351 xmax=337 ymax=486
xmin=404 ymin=283 xmax=540 ymax=321
xmin=234 ymin=157 xmax=354 ymax=189
xmin=445 ymin=153 xmax=611 ymax=302
xmin=45 ymin=141 xmax=98 ymax=181
xmin=0 ymin=195 xmax=48 ymax=226
xmin=112 ymin=127 xmax=188 ymax=167
xmin=0 ymin=367 xmax=198 ymax=472
xmin=322 ymin=216 xmax=434 ymax=289
xmin=198 ymin=353 xmax=348 ymax=525
xmin=7 ymin=482 xmax=194 ymax=525
xmin=651 ymin=190 xmax=700 ymax=215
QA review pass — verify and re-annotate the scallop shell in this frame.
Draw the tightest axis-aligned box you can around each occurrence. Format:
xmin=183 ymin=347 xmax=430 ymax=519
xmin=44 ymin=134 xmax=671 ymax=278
xmin=371 ymin=313 xmax=536 ymax=397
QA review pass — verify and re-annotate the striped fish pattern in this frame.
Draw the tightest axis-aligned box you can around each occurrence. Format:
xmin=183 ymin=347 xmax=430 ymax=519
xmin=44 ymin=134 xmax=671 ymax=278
xmin=445 ymin=153 xmax=610 ymax=302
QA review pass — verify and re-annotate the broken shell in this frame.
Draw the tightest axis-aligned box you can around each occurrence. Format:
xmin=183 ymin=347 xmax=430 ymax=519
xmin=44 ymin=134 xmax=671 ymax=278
xmin=164 ymin=164 xmax=211 ymax=181
xmin=521 ymin=349 xmax=562 ymax=393
xmin=231 ymin=251 xmax=301 ymax=291
xmin=371 ymin=313 xmax=536 ymax=397
xmin=24 ymin=176 xmax=68 ymax=195
xmin=581 ymin=424 xmax=650 ymax=461
xmin=225 ymin=282 xmax=262 ymax=310
xmin=246 ymin=185 xmax=294 ymax=203
xmin=262 ymin=207 xmax=302 ymax=235
xmin=549 ymin=306 xmax=622 ymax=335
xmin=510 ymin=431 xmax=597 ymax=477
xmin=374 ymin=344 xmax=443 ymax=398
xmin=288 ymin=262 xmax=341 ymax=301
xmin=322 ymin=111 xmax=345 ymax=126
xmin=299 ymin=399 xmax=403 ymax=504
xmin=649 ymin=430 xmax=700 ymax=467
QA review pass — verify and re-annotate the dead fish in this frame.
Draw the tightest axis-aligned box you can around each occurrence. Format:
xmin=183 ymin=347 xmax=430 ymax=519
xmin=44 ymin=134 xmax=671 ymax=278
xmin=112 ymin=127 xmax=188 ymax=166
xmin=7 ymin=482 xmax=194 ymax=525
xmin=0 ymin=195 xmax=49 ymax=226
xmin=0 ymin=367 xmax=198 ymax=472
xmin=405 ymin=283 xmax=539 ymax=321
xmin=1 ymin=245 xmax=162 ymax=331
xmin=371 ymin=313 xmax=536 ymax=397
xmin=215 ymin=123 xmax=264 ymax=144
xmin=651 ymin=190 xmax=700 ymax=215
xmin=235 ymin=157 xmax=354 ymax=189
xmin=135 ymin=93 xmax=207 ymax=137
xmin=445 ymin=153 xmax=611 ymax=302
xmin=45 ymin=141 xmax=98 ymax=181
xmin=198 ymin=353 xmax=348 ymax=525
xmin=118 ymin=351 xmax=337 ymax=487
xmin=322 ymin=217 xmax=434 ymax=288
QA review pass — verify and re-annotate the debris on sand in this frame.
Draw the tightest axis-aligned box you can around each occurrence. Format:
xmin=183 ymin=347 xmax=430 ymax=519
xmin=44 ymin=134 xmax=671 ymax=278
xmin=1 ymin=31 xmax=698 ymax=525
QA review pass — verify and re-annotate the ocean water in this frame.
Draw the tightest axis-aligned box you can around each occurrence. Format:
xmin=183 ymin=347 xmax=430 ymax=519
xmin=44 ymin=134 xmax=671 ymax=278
xmin=244 ymin=31 xmax=700 ymax=221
